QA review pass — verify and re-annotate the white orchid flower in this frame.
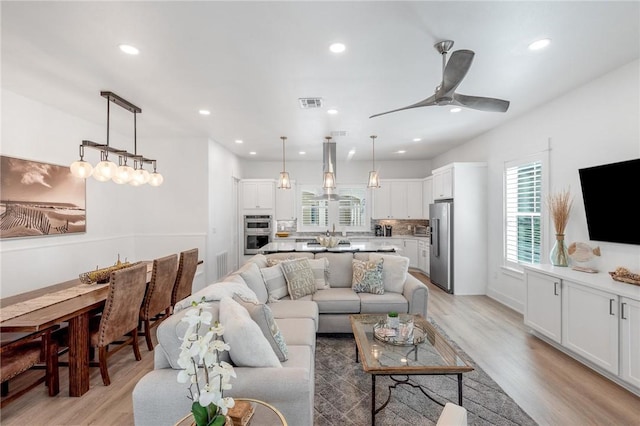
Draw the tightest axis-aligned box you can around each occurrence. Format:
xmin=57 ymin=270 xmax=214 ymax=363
xmin=217 ymin=397 xmax=235 ymax=415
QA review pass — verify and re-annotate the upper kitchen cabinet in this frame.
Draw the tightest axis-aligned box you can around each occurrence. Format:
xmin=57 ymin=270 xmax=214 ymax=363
xmin=423 ymin=176 xmax=433 ymax=211
xmin=241 ymin=180 xmax=275 ymax=211
xmin=373 ymin=180 xmax=424 ymax=219
xmin=432 ymin=165 xmax=453 ymax=200
xmin=275 ymin=181 xmax=296 ymax=220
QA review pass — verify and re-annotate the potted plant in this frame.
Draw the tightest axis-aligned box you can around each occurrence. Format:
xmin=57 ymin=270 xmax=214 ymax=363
xmin=387 ymin=311 xmax=399 ymax=329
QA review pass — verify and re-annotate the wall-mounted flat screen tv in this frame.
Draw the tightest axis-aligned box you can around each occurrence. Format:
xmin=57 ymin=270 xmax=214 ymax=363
xmin=578 ymin=158 xmax=640 ymax=245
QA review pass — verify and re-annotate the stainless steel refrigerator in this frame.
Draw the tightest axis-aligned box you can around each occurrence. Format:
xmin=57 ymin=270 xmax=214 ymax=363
xmin=429 ymin=201 xmax=453 ymax=293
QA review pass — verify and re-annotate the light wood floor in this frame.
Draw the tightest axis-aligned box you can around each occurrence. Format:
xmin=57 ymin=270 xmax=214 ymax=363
xmin=1 ymin=274 xmax=639 ymax=425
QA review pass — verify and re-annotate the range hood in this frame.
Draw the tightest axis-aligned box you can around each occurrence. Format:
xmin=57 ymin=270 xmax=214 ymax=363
xmin=314 ymin=139 xmax=342 ymax=201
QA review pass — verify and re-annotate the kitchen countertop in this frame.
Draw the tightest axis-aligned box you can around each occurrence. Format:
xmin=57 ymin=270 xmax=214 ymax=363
xmin=259 ymin=241 xmax=402 ymax=254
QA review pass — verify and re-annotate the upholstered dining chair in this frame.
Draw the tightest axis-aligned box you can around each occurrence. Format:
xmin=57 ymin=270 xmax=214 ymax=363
xmin=0 ymin=326 xmax=60 ymax=407
xmin=139 ymin=253 xmax=178 ymax=351
xmin=89 ymin=263 xmax=147 ymax=386
xmin=171 ymin=248 xmax=198 ymax=309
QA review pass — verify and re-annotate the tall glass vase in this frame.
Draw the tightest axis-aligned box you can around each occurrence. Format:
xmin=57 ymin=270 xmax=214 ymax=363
xmin=550 ymin=234 xmax=569 ymax=267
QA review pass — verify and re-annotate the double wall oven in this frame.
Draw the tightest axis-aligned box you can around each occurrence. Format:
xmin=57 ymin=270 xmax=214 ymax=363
xmin=244 ymin=215 xmax=272 ymax=255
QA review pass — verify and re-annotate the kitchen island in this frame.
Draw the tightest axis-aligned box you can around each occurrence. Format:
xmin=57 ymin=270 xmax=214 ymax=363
xmin=259 ymin=241 xmax=401 ymax=254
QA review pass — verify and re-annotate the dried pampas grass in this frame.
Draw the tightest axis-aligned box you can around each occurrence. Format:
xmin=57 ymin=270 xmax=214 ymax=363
xmin=547 ymin=188 xmax=573 ymax=235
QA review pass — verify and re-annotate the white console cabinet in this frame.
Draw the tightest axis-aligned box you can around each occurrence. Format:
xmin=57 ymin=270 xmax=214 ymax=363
xmin=524 ymin=265 xmax=640 ymax=395
xmin=525 ymin=270 xmax=562 ymax=344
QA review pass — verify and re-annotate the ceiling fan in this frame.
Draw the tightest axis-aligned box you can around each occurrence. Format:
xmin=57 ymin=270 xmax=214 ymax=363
xmin=370 ymin=40 xmax=510 ymax=118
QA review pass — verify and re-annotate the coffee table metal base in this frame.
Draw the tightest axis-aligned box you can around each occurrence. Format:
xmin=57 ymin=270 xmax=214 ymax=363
xmin=371 ymin=373 xmax=463 ymax=425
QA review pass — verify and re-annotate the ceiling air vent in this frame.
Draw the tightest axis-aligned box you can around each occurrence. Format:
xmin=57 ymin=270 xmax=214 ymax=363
xmin=331 ymin=130 xmax=347 ymax=138
xmin=299 ymin=98 xmax=323 ymax=109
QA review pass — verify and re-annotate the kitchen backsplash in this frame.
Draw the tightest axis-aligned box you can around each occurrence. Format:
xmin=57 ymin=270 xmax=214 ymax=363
xmin=372 ymin=219 xmax=429 ymax=236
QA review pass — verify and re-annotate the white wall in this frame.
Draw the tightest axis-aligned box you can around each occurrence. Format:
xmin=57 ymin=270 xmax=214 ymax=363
xmin=241 ymin=159 xmax=432 ymax=183
xmin=432 ymin=59 xmax=640 ymax=312
xmin=0 ymin=89 xmax=230 ymax=296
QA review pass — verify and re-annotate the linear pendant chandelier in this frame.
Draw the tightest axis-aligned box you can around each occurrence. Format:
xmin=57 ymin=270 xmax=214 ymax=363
xmin=70 ymin=91 xmax=163 ymax=186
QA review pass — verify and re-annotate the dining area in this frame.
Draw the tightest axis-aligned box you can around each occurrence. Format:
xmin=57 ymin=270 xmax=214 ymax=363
xmin=0 ymin=248 xmax=201 ymax=410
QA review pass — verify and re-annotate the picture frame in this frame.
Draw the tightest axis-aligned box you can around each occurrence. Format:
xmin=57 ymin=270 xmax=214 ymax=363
xmin=0 ymin=155 xmax=86 ymax=239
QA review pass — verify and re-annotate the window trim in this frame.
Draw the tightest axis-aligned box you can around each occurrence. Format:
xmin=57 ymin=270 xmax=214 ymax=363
xmin=503 ymin=152 xmax=549 ymax=271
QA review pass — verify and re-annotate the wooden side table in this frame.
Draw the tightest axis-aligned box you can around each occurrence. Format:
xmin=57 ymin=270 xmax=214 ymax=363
xmin=174 ymin=398 xmax=287 ymax=426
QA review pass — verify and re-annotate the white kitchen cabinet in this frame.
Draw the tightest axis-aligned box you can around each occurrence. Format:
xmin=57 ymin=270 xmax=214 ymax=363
xmin=432 ymin=166 xmax=453 ymax=200
xmin=562 ymin=280 xmax=619 ymax=374
xmin=525 ymin=270 xmax=562 ymax=344
xmin=418 ymin=239 xmax=429 ymax=275
xmin=423 ymin=176 xmax=433 ymax=214
xmin=406 ymin=181 xmax=423 ymax=218
xmin=621 ymin=297 xmax=640 ymax=389
xmin=241 ymin=180 xmax=274 ymax=210
xmin=275 ymin=181 xmax=296 ymax=220
xmin=403 ymin=239 xmax=418 ymax=268
xmin=373 ymin=180 xmax=424 ymax=219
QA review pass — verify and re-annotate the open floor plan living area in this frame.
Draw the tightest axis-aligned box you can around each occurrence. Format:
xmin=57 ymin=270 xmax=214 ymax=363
xmin=1 ymin=1 xmax=639 ymax=425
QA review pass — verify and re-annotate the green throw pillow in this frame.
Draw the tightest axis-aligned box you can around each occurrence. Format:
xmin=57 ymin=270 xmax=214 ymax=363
xmin=352 ymin=258 xmax=384 ymax=294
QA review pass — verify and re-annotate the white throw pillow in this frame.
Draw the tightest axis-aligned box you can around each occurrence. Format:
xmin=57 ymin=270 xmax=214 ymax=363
xmin=219 ymin=296 xmax=282 ymax=368
xmin=368 ymin=253 xmax=409 ymax=293
xmin=239 ymin=262 xmax=269 ymax=304
xmin=308 ymin=257 xmax=331 ymax=290
xmin=260 ymin=264 xmax=288 ymax=302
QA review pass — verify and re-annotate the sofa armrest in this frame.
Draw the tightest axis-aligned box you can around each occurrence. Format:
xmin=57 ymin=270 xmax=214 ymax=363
xmin=403 ymin=274 xmax=429 ymax=317
xmin=153 ymin=343 xmax=172 ymax=369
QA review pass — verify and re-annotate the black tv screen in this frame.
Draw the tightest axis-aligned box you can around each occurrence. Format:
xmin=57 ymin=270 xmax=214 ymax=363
xmin=578 ymin=158 xmax=640 ymax=245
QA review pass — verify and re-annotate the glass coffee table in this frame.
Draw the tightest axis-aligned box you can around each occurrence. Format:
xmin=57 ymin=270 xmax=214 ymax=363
xmin=350 ymin=313 xmax=473 ymax=425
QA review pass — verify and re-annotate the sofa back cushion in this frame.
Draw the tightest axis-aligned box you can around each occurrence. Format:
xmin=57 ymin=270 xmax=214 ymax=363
xmin=314 ymin=253 xmax=354 ymax=288
xmin=265 ymin=252 xmax=314 ymax=265
xmin=368 ymin=253 xmax=409 ymax=293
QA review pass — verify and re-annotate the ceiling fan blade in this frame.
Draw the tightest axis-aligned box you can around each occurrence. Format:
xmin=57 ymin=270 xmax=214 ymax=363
xmin=369 ymin=95 xmax=437 ymax=118
xmin=439 ymin=50 xmax=474 ymax=95
xmin=453 ymin=93 xmax=510 ymax=112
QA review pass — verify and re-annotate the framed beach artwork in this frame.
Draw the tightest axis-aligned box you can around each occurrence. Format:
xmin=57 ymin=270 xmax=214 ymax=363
xmin=0 ymin=155 xmax=86 ymax=239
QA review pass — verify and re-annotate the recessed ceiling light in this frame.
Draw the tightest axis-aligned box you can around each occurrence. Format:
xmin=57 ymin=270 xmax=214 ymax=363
xmin=528 ymin=38 xmax=551 ymax=51
xmin=413 ymin=138 xmax=422 ymax=142
xmin=327 ymin=109 xmax=338 ymax=115
xmin=119 ymin=44 xmax=139 ymax=55
xmin=450 ymin=107 xmax=462 ymax=113
xmin=329 ymin=43 xmax=346 ymax=53
xmin=396 ymin=150 xmax=406 ymax=154
xmin=249 ymin=151 xmax=257 ymax=155
xmin=199 ymin=110 xmax=211 ymax=116
xmin=299 ymin=151 xmax=306 ymax=155
xmin=235 ymin=139 xmax=243 ymax=144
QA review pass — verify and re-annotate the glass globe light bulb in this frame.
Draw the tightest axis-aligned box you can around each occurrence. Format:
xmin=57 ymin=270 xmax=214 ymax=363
xmin=70 ymin=160 xmax=93 ymax=179
xmin=94 ymin=159 xmax=117 ymax=181
xmin=148 ymin=172 xmax=164 ymax=187
xmin=114 ymin=164 xmax=134 ymax=183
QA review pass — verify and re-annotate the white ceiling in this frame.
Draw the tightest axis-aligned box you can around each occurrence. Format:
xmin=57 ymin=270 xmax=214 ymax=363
xmin=2 ymin=1 xmax=639 ymax=162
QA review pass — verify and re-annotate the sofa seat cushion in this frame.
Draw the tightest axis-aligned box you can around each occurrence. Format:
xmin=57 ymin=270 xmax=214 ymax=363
xmin=312 ymin=288 xmax=360 ymax=313
xmin=358 ymin=292 xmax=408 ymax=314
xmin=314 ymin=253 xmax=354 ymax=288
xmin=276 ymin=318 xmax=317 ymax=350
xmin=268 ymin=300 xmax=319 ymax=331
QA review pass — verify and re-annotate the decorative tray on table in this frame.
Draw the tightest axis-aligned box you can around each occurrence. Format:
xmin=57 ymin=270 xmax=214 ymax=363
xmin=79 ymin=257 xmax=141 ymax=284
xmin=373 ymin=320 xmax=425 ymax=346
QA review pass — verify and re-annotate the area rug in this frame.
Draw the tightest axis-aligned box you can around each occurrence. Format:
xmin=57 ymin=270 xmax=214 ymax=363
xmin=314 ymin=318 xmax=537 ymax=426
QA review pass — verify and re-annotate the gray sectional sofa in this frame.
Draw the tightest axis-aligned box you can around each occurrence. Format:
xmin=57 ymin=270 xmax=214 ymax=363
xmin=133 ymin=251 xmax=429 ymax=426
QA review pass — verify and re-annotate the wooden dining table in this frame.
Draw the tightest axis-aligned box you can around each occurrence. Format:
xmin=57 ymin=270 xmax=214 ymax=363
xmin=0 ymin=266 xmax=152 ymax=397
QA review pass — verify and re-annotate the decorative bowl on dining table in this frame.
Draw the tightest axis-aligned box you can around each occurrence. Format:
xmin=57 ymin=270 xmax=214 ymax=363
xmin=79 ymin=260 xmax=138 ymax=284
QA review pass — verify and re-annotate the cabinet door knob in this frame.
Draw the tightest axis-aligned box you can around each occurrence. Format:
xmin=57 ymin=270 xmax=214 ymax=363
xmin=621 ymin=302 xmax=627 ymax=320
xmin=554 ymin=282 xmax=559 ymax=296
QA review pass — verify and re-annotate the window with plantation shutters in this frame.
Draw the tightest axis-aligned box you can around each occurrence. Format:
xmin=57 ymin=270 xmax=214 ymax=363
xmin=337 ymin=187 xmax=366 ymax=227
xmin=298 ymin=185 xmax=370 ymax=232
xmin=505 ymin=159 xmax=543 ymax=268
xmin=300 ymin=188 xmax=328 ymax=228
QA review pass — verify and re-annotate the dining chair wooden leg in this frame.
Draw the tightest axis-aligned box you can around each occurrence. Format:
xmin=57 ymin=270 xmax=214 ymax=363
xmin=98 ymin=346 xmax=110 ymax=386
xmin=132 ymin=329 xmax=142 ymax=361
xmin=143 ymin=319 xmax=154 ymax=351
